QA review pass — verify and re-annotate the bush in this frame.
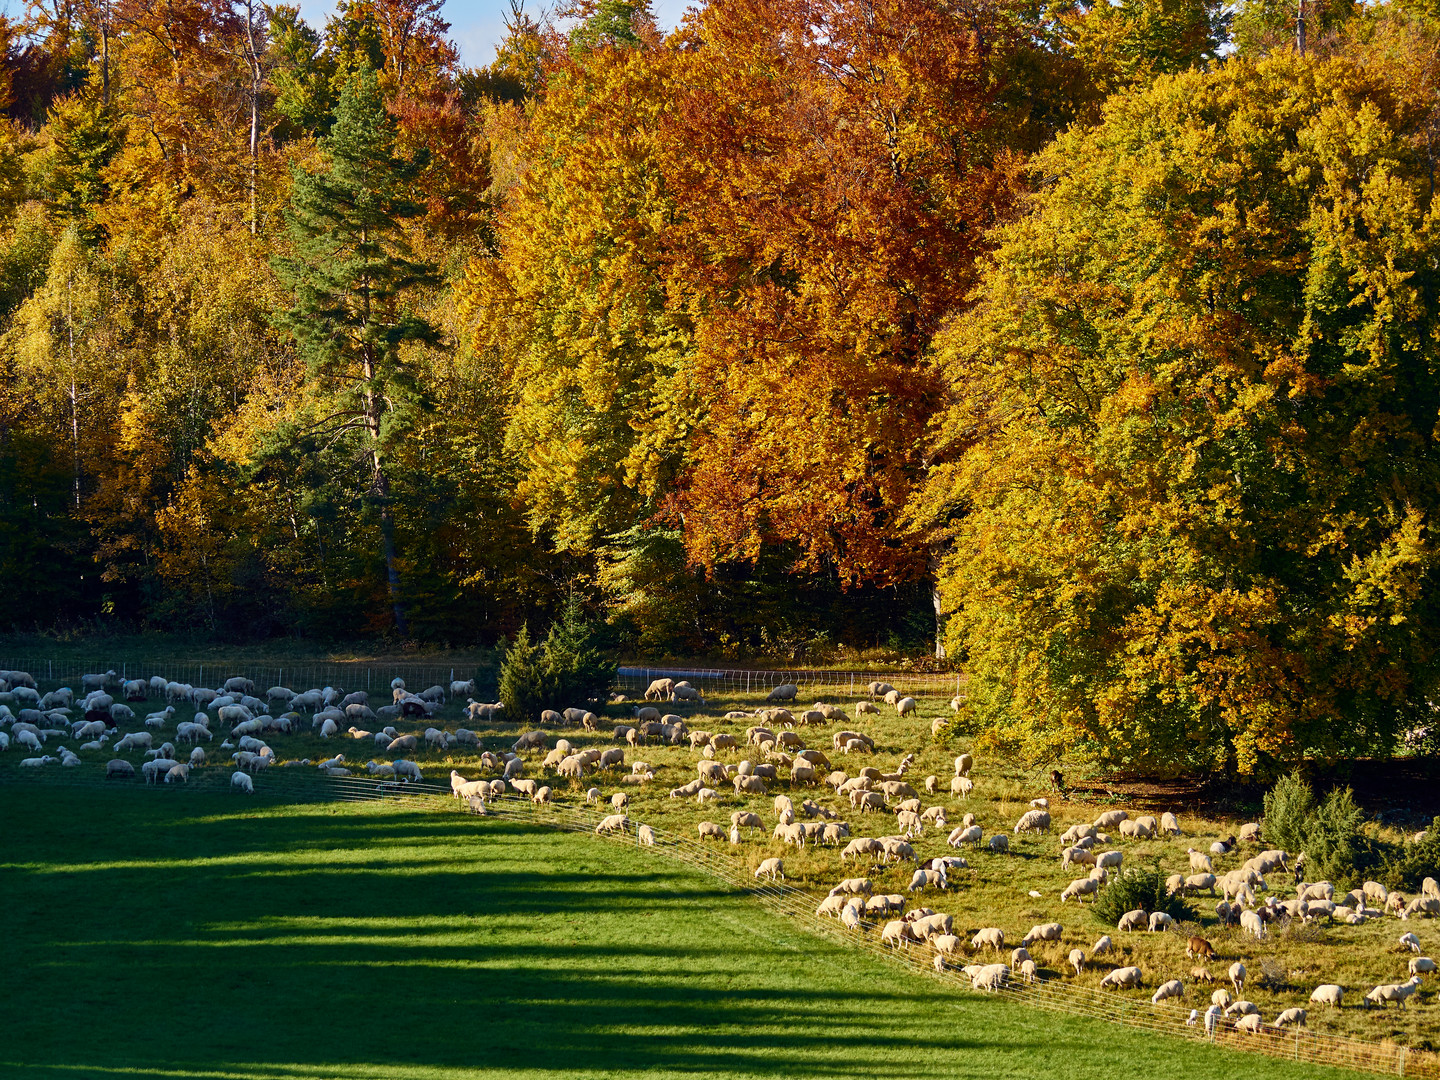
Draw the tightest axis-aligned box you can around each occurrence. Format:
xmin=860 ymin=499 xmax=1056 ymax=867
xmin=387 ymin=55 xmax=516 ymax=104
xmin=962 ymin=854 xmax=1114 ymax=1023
xmin=1262 ymin=771 xmax=1315 ymax=855
xmin=498 ymin=595 xmax=615 ymax=724
xmin=1303 ymin=786 xmax=1377 ymax=886
xmin=1090 ymin=864 xmax=1193 ymax=927
xmin=1380 ymin=816 xmax=1440 ymax=891
xmin=1261 ymin=773 xmax=1379 ymax=887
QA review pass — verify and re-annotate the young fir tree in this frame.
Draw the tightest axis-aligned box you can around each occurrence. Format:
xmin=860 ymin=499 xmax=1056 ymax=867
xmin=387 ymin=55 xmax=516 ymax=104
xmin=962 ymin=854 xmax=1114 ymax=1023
xmin=272 ymin=65 xmax=438 ymax=634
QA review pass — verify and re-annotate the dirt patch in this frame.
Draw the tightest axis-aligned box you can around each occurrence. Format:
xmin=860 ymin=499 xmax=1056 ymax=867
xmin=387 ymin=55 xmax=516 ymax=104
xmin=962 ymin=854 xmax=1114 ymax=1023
xmin=1056 ymin=757 xmax=1440 ymax=827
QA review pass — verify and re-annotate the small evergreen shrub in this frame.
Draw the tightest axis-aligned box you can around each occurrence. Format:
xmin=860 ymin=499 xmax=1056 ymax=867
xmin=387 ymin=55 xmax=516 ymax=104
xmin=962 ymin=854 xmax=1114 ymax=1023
xmin=498 ymin=595 xmax=615 ymax=724
xmin=1262 ymin=771 xmax=1315 ymax=855
xmin=1091 ymin=864 xmax=1193 ymax=926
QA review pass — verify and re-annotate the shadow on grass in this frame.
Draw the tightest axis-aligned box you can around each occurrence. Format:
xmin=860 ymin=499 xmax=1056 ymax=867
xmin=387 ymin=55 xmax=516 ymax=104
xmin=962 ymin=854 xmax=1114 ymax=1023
xmin=1 ymin=788 xmax=1359 ymax=1080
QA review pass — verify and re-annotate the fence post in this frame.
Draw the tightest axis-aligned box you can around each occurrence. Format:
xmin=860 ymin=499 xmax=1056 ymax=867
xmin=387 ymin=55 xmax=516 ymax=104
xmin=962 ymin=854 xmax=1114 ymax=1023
xmin=1399 ymin=1047 xmax=1406 ymax=1077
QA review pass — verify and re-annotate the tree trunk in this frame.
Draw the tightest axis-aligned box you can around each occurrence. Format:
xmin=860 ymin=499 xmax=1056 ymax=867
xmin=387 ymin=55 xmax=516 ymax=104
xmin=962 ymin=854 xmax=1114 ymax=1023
xmin=933 ymin=585 xmax=946 ymax=660
xmin=243 ymin=0 xmax=261 ymax=234
xmin=361 ymin=338 xmax=408 ymax=635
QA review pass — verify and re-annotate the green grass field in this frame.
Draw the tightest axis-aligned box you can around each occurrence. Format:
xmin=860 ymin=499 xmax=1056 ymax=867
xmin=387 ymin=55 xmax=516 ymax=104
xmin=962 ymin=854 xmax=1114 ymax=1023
xmin=3 ymin=786 xmax=1365 ymax=1080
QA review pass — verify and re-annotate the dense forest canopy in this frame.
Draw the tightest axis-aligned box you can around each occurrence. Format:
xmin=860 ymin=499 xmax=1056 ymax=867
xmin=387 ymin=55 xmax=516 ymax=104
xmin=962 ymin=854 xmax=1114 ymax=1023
xmin=0 ymin=0 xmax=1437 ymax=774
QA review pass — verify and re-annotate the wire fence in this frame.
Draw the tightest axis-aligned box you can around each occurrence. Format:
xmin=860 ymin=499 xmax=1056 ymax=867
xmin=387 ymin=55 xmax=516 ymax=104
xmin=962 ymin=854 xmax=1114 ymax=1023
xmin=0 ymin=658 xmax=483 ymax=695
xmin=614 ymin=665 xmax=966 ymax=699
xmin=0 ymin=657 xmax=966 ymax=701
xmin=1 ymin=765 xmax=1433 ymax=1077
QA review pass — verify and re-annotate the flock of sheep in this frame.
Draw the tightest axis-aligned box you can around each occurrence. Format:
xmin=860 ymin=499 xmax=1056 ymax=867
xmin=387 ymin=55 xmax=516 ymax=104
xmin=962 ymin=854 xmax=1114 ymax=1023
xmin=2 ymin=666 xmax=1435 ymax=1050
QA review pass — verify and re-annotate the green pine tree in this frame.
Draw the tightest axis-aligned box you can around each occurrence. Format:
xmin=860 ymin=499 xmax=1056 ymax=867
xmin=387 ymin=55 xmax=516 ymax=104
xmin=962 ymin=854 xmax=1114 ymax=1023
xmin=272 ymin=66 xmax=439 ymax=635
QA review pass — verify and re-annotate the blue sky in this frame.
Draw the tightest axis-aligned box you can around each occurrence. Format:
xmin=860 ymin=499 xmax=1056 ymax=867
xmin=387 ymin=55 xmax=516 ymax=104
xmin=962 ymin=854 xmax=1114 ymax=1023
xmin=293 ymin=0 xmax=697 ymax=67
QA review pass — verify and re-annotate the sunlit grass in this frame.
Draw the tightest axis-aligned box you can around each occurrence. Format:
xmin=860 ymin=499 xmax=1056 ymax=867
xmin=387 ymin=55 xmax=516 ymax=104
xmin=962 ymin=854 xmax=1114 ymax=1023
xmin=0 ymin=786 xmax=1366 ymax=1080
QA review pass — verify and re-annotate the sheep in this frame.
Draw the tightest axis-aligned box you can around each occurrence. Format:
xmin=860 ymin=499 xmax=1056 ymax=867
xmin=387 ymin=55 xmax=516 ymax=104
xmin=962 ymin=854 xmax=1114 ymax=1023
xmin=1151 ymin=979 xmax=1184 ymax=1005
xmin=392 ymin=760 xmax=422 ymax=782
xmin=164 ymin=763 xmax=190 ymax=783
xmin=1226 ymin=1001 xmax=1260 ymax=1019
xmin=1229 ymin=961 xmax=1246 ymax=995
xmin=1191 ymin=967 xmax=1213 ymax=984
xmin=766 ymin=683 xmax=799 ymax=703
xmin=1186 ymin=936 xmax=1215 ymax=961
xmin=1410 ymin=957 xmax=1437 ymax=976
xmin=1366 ymin=977 xmax=1423 ymax=1009
xmin=697 ymin=821 xmax=726 ymax=841
xmin=1013 ymin=809 xmax=1051 ymax=835
xmin=949 ymin=825 xmax=982 ymax=848
xmin=1068 ymin=948 xmax=1085 ymax=975
xmin=882 ymin=920 xmax=922 ymax=949
xmin=595 ymin=814 xmax=629 ymax=835
xmin=1021 ymin=923 xmax=1063 ymax=948
xmin=106 ymin=759 xmax=135 ymax=778
xmin=1211 ymin=988 xmax=1233 ymax=1009
xmin=1100 ymin=967 xmax=1143 ymax=990
xmin=1274 ymin=1007 xmax=1307 ymax=1029
xmin=637 ymin=824 xmax=655 ymax=846
xmin=912 ymin=913 xmax=953 ymax=941
xmin=532 ymin=786 xmax=552 ymax=805
xmin=1239 ymin=909 xmax=1266 ymax=940
xmin=1309 ymin=984 xmax=1344 ymax=1008
xmin=1117 ymin=909 xmax=1147 ymax=932
xmin=952 ymin=776 xmax=975 ymax=799
xmin=114 ymin=731 xmax=153 ymax=752
xmin=231 ymin=771 xmax=254 ymax=793
xmin=1061 ymin=846 xmax=1097 ymax=868
xmin=755 ymin=857 xmax=784 ymax=882
xmin=909 ymin=868 xmax=946 ymax=892
xmin=1404 ymin=896 xmax=1440 ymax=919
xmin=971 ymin=963 xmax=1010 ymax=992
xmin=1239 ymin=822 xmax=1261 ymax=843
xmin=971 ymin=927 xmax=1005 ymax=951
xmin=1233 ymin=1014 xmax=1263 ymax=1034
xmin=1148 ymin=912 xmax=1174 ymax=932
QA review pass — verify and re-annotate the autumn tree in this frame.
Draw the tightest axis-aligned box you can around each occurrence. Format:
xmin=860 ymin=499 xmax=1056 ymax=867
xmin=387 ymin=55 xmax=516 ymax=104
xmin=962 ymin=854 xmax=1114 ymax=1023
xmin=272 ymin=66 xmax=439 ymax=634
xmin=915 ymin=55 xmax=1440 ymax=777
xmin=462 ymin=40 xmax=693 ymax=558
xmin=658 ymin=0 xmax=1023 ymax=586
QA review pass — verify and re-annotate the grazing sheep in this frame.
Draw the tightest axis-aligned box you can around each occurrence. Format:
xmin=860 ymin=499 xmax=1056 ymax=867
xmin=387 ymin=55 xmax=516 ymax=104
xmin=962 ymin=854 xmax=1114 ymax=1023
xmin=1061 ymin=877 xmax=1099 ymax=903
xmin=638 ymin=824 xmax=655 ymax=846
xmin=1239 ymin=909 xmax=1266 ymax=940
xmin=971 ymin=928 xmax=1005 ymax=952
xmin=1275 ymin=1008 xmax=1307 ymax=1028
xmin=595 ymin=814 xmax=629 ymax=835
xmin=1068 ymin=949 xmax=1085 ymax=975
xmin=755 ymin=857 xmax=784 ymax=881
xmin=1148 ymin=912 xmax=1174 ymax=932
xmin=1234 ymin=1014 xmax=1263 ymax=1034
xmin=231 ymin=771 xmax=254 ymax=793
xmin=1410 ymin=957 xmax=1437 ymax=976
xmin=1308 ymin=984 xmax=1344 ymax=1008
xmin=766 ymin=683 xmax=799 ymax=703
xmin=1013 ymin=809 xmax=1051 ymax=835
xmin=1151 ymin=980 xmax=1184 ymax=1005
xmin=1211 ymin=989 xmax=1233 ymax=1009
xmin=1100 ymin=967 xmax=1143 ymax=990
xmin=1117 ymin=910 xmax=1147 ymax=932
xmin=698 ymin=821 xmax=726 ymax=841
xmin=1021 ymin=923 xmax=1063 ymax=948
xmin=1191 ymin=967 xmax=1213 ymax=984
xmin=1229 ymin=962 xmax=1246 ymax=995
xmin=1366 ymin=977 xmax=1423 ymax=1009
xmin=1186 ymin=936 xmax=1215 ymax=961
xmin=106 ymin=759 xmax=135 ymax=779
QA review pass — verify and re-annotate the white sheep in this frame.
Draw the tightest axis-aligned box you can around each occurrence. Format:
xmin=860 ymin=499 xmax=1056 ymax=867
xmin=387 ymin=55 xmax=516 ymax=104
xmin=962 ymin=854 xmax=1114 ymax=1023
xmin=1151 ymin=979 xmax=1184 ymax=1005
xmin=1366 ymin=977 xmax=1423 ymax=1009
xmin=231 ymin=771 xmax=254 ymax=793
xmin=1117 ymin=910 xmax=1147 ymax=932
xmin=1309 ymin=984 xmax=1344 ymax=1007
xmin=1411 ymin=957 xmax=1437 ymax=976
xmin=595 ymin=814 xmax=629 ymax=835
xmin=638 ymin=824 xmax=655 ymax=846
xmin=1068 ymin=948 xmax=1085 ymax=975
xmin=1100 ymin=966 xmax=1142 ymax=990
xmin=755 ymin=857 xmax=784 ymax=881
xmin=1274 ymin=1008 xmax=1307 ymax=1028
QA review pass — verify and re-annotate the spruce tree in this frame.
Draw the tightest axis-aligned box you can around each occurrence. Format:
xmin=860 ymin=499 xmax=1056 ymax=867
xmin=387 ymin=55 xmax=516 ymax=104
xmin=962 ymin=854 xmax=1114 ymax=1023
xmin=272 ymin=66 xmax=438 ymax=635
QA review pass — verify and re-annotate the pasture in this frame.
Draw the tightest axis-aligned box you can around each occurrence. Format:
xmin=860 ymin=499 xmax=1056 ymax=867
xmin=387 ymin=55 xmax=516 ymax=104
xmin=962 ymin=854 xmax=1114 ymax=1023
xmin=2 ymin=786 xmax=1362 ymax=1080
xmin=1 ymin=667 xmax=1436 ymax=1056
